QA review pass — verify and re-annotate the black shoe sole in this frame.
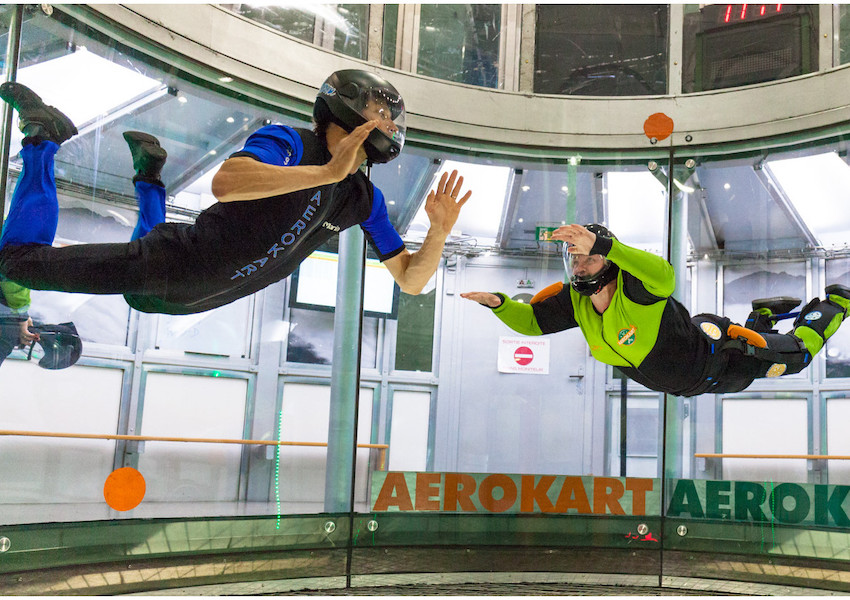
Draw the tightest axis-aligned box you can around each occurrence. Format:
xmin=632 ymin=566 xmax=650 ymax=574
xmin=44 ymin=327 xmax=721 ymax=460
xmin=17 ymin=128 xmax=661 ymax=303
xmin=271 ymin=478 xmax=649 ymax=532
xmin=0 ymin=82 xmax=77 ymax=144
xmin=751 ymin=296 xmax=801 ymax=314
xmin=825 ymin=284 xmax=850 ymax=301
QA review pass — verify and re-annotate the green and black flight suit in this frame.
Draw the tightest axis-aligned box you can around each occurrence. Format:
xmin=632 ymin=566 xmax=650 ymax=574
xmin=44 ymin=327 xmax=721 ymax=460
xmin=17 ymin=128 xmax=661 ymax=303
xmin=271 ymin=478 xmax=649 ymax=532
xmin=488 ymin=237 xmax=848 ymax=397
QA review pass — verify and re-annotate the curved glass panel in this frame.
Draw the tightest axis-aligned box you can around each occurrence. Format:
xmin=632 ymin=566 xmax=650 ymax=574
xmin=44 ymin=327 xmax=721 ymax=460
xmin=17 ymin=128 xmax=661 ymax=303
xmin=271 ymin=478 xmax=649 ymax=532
xmin=534 ymin=5 xmax=668 ymax=96
xmin=682 ymin=4 xmax=818 ymax=93
xmin=226 ymin=3 xmax=369 ymax=59
xmin=4 ymin=3 xmax=850 ymax=595
xmin=0 ymin=8 xmax=359 ymax=528
xmin=417 ymin=4 xmax=501 ymax=88
xmin=667 ymin=130 xmax=850 ymax=585
xmin=382 ymin=4 xmax=399 ymax=68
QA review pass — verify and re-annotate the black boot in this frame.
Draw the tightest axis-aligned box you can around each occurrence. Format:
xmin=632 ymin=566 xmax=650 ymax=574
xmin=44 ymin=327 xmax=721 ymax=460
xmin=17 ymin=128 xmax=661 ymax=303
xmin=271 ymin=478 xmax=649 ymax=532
xmin=746 ymin=296 xmax=801 ymax=333
xmin=0 ymin=82 xmax=77 ymax=146
xmin=123 ymin=131 xmax=167 ymax=186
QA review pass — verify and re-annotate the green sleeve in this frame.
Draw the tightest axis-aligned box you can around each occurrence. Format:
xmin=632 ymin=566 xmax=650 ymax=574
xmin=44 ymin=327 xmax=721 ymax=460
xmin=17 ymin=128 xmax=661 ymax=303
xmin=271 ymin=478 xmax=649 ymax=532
xmin=0 ymin=280 xmax=31 ymax=313
xmin=606 ymin=239 xmax=675 ymax=297
xmin=490 ymin=293 xmax=543 ymax=336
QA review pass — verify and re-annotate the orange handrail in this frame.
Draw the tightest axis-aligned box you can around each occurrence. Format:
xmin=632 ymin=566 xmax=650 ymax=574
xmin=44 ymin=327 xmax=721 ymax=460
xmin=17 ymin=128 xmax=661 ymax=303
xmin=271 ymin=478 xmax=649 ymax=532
xmin=0 ymin=429 xmax=389 ymax=470
xmin=695 ymin=453 xmax=850 ymax=460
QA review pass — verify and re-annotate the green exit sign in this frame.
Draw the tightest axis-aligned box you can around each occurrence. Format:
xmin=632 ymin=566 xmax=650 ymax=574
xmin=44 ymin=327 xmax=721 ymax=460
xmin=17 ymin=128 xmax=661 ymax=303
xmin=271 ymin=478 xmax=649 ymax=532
xmin=536 ymin=227 xmax=559 ymax=242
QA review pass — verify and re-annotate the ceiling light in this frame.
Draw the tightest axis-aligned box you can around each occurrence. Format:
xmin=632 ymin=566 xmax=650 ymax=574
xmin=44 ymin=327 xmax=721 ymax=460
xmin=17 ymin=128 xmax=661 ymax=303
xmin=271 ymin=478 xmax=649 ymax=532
xmin=407 ymin=160 xmax=511 ymax=246
xmin=766 ymin=152 xmax=850 ymax=247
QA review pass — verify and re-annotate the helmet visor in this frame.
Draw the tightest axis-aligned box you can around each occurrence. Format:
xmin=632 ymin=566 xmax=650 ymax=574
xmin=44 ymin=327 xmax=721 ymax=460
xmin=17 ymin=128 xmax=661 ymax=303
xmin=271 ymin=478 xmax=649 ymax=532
xmin=347 ymin=86 xmax=406 ymax=150
xmin=563 ymin=243 xmax=607 ymax=285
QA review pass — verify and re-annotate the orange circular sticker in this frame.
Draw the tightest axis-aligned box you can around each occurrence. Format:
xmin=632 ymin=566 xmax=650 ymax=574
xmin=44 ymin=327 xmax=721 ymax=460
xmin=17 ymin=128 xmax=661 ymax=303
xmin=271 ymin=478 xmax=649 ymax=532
xmin=103 ymin=467 xmax=146 ymax=511
xmin=643 ymin=113 xmax=674 ymax=141
xmin=766 ymin=363 xmax=787 ymax=378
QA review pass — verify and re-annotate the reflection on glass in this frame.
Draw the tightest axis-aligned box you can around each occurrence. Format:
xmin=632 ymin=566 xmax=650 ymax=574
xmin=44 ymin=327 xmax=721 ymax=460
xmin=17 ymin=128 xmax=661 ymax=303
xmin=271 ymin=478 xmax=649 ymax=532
xmin=682 ymin=4 xmax=818 ymax=93
xmin=286 ymin=306 xmax=379 ymax=369
xmin=826 ymin=258 xmax=850 ymax=378
xmin=841 ymin=5 xmax=850 ymax=66
xmin=229 ymin=4 xmax=315 ymax=43
xmin=228 ymin=3 xmax=368 ymax=59
xmin=333 ymin=4 xmax=368 ymax=59
xmin=395 ymin=287 xmax=436 ymax=372
xmin=382 ymin=4 xmax=399 ymax=68
xmin=674 ymin=135 xmax=850 ymax=547
xmin=417 ymin=4 xmax=500 ymax=88
xmin=722 ymin=262 xmax=806 ymax=326
xmin=534 ymin=5 xmax=668 ymax=96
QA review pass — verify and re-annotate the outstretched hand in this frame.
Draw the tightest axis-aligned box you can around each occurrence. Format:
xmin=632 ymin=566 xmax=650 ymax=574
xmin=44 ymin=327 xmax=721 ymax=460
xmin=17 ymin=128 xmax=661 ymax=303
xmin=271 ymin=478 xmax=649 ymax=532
xmin=550 ymin=224 xmax=597 ymax=255
xmin=426 ymin=170 xmax=472 ymax=236
xmin=460 ymin=291 xmax=502 ymax=308
xmin=325 ymin=120 xmax=379 ymax=181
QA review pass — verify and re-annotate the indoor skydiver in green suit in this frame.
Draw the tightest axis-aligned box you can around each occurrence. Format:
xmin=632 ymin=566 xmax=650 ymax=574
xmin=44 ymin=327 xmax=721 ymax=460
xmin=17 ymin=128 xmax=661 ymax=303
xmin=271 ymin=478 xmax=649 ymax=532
xmin=462 ymin=223 xmax=850 ymax=397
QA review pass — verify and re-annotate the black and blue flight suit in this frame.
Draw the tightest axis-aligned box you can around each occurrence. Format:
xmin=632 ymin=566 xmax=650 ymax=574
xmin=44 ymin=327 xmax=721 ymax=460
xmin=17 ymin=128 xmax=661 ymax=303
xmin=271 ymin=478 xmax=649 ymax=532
xmin=0 ymin=125 xmax=406 ymax=315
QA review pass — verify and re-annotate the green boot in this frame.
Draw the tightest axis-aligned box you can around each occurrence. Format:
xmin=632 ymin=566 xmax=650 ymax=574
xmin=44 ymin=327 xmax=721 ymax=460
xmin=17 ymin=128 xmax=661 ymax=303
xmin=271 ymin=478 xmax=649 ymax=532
xmin=792 ymin=285 xmax=850 ymax=357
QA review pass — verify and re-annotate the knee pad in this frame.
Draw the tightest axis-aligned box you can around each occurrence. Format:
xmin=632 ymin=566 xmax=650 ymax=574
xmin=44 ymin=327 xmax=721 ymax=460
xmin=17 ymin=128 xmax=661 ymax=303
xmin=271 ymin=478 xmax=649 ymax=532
xmin=761 ymin=332 xmax=809 ymax=376
xmin=691 ymin=313 xmax=733 ymax=349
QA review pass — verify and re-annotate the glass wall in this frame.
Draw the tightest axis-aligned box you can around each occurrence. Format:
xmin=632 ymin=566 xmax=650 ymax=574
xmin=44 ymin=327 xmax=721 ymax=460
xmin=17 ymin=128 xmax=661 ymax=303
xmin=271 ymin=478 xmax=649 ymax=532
xmin=417 ymin=4 xmax=501 ymax=88
xmin=3 ymin=4 xmax=850 ymax=595
xmin=226 ymin=3 xmax=369 ymax=59
xmin=682 ymin=4 xmax=818 ymax=93
xmin=226 ymin=3 xmax=832 ymax=96
xmin=534 ymin=4 xmax=668 ymax=95
xmin=664 ymin=133 xmax=850 ymax=581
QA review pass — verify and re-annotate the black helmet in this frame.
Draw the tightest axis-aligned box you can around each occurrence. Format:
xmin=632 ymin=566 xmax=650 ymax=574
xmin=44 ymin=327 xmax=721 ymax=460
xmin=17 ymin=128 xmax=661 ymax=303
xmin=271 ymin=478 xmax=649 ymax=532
xmin=27 ymin=322 xmax=82 ymax=370
xmin=314 ymin=69 xmax=406 ymax=164
xmin=564 ymin=224 xmax=620 ymax=296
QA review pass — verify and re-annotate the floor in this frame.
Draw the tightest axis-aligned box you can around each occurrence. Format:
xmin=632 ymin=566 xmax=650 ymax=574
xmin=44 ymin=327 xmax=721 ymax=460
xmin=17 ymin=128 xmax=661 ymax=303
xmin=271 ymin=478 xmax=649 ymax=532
xmin=127 ymin=572 xmax=849 ymax=596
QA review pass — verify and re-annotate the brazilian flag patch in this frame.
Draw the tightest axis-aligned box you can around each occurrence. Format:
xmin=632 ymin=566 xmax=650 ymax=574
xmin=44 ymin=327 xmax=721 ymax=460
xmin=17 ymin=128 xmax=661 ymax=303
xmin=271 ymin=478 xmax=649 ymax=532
xmin=618 ymin=325 xmax=637 ymax=346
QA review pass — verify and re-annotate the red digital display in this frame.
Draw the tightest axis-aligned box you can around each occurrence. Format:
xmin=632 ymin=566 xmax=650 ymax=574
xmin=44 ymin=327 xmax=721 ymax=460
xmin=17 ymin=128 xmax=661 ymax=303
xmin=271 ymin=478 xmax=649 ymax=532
xmin=720 ymin=4 xmax=784 ymax=24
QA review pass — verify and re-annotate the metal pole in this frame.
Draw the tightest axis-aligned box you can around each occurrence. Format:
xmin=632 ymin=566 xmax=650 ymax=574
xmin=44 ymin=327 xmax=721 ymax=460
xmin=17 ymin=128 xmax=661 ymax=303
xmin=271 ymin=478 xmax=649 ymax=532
xmin=324 ymin=213 xmax=366 ymax=517
xmin=619 ymin=375 xmax=628 ymax=476
xmin=0 ymin=4 xmax=24 ymax=235
xmin=566 ymin=156 xmax=578 ymax=224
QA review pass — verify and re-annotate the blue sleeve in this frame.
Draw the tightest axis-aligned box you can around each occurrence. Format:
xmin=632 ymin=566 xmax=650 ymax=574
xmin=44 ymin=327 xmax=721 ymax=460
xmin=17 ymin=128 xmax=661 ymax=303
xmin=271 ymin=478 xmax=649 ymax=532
xmin=361 ymin=184 xmax=405 ymax=261
xmin=230 ymin=124 xmax=304 ymax=166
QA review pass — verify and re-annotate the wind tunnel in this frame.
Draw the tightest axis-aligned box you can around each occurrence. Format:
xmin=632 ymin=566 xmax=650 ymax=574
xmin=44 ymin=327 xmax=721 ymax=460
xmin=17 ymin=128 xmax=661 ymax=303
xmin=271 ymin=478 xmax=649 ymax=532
xmin=2 ymin=3 xmax=850 ymax=595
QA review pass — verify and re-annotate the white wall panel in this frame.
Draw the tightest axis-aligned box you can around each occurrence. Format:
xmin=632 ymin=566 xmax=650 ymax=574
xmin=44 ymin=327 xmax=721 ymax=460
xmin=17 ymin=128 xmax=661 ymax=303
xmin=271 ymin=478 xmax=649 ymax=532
xmin=277 ymin=382 xmax=373 ymax=508
xmin=0 ymin=361 xmax=123 ymax=505
xmin=722 ymin=398 xmax=808 ymax=483
xmin=827 ymin=397 xmax=850 ymax=484
xmin=138 ymin=371 xmax=248 ymax=502
xmin=388 ymin=389 xmax=431 ymax=471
